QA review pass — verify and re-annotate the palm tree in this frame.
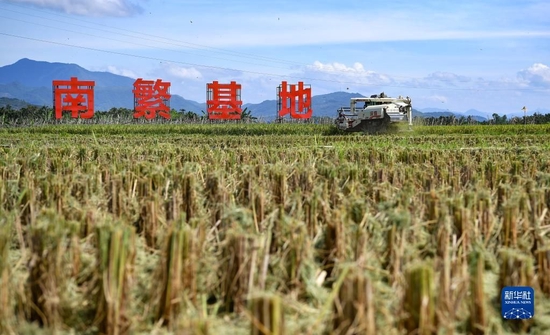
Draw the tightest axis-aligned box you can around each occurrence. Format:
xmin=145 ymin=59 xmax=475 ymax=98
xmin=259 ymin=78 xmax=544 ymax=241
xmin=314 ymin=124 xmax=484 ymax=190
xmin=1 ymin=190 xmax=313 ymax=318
xmin=240 ymin=107 xmax=256 ymax=121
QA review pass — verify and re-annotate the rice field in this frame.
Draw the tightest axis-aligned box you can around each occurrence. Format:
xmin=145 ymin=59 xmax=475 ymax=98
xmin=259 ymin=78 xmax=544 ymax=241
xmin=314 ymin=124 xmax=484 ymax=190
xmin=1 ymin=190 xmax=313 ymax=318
xmin=1 ymin=123 xmax=549 ymax=335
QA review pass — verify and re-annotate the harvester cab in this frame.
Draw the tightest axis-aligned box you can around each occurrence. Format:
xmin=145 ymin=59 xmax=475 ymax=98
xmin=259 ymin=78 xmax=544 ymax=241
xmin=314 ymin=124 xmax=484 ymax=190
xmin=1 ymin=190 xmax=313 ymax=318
xmin=335 ymin=92 xmax=412 ymax=133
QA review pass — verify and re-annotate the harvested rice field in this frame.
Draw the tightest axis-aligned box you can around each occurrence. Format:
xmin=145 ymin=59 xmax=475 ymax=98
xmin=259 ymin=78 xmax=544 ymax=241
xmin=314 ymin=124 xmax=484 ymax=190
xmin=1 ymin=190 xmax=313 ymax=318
xmin=1 ymin=123 xmax=550 ymax=335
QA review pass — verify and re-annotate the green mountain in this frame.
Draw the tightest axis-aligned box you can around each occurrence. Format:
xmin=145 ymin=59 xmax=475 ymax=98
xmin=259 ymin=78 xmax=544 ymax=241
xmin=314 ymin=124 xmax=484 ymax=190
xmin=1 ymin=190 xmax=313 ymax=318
xmin=243 ymin=91 xmax=365 ymax=120
xmin=0 ymin=58 xmax=134 ymax=88
xmin=419 ymin=108 xmax=488 ymax=122
xmin=0 ymin=97 xmax=33 ymax=109
xmin=0 ymin=58 xmax=205 ymax=112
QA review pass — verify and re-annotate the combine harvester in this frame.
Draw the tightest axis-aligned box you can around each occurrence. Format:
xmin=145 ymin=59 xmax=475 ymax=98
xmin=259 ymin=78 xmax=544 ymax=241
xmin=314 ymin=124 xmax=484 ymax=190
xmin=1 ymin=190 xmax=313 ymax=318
xmin=335 ymin=92 xmax=413 ymax=133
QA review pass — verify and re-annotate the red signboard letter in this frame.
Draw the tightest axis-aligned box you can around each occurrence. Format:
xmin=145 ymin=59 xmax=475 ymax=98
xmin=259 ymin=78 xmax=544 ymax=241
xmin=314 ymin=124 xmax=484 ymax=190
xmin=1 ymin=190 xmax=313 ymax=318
xmin=133 ymin=78 xmax=171 ymax=119
xmin=278 ymin=81 xmax=313 ymax=119
xmin=52 ymin=77 xmax=95 ymax=119
xmin=206 ymin=81 xmax=242 ymax=120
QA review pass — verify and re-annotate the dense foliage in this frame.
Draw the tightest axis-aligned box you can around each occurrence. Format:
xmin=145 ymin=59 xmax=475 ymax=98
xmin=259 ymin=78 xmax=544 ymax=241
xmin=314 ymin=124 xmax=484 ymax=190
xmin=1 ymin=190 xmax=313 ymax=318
xmin=2 ymin=104 xmax=550 ymax=127
xmin=416 ymin=112 xmax=550 ymax=126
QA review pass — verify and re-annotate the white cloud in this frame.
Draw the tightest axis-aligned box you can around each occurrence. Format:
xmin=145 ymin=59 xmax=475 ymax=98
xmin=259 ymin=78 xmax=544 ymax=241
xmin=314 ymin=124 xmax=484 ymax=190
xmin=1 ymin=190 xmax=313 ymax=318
xmin=162 ymin=63 xmax=203 ymax=81
xmin=190 ymin=61 xmax=550 ymax=105
xmin=5 ymin=0 xmax=143 ymax=17
xmin=305 ymin=61 xmax=393 ymax=86
xmin=281 ymin=61 xmax=549 ymax=113
xmin=424 ymin=95 xmax=448 ymax=104
xmin=309 ymin=61 xmax=365 ymax=74
xmin=517 ymin=63 xmax=550 ymax=88
xmin=426 ymin=72 xmax=471 ymax=83
xmin=140 ymin=63 xmax=209 ymax=103
xmin=106 ymin=65 xmax=137 ymax=78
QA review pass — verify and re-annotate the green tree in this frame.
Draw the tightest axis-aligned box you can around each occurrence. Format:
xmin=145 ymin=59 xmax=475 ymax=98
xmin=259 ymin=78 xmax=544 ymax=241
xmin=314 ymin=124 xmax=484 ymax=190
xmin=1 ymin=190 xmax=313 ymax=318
xmin=240 ymin=107 xmax=256 ymax=121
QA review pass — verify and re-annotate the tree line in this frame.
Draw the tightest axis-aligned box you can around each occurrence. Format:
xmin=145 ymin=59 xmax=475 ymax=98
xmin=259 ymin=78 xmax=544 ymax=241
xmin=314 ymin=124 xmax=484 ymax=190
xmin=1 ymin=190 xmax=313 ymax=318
xmin=0 ymin=105 xmax=258 ymax=126
xmin=2 ymin=104 xmax=550 ymax=127
xmin=415 ymin=112 xmax=550 ymax=126
xmin=0 ymin=104 xmax=339 ymax=126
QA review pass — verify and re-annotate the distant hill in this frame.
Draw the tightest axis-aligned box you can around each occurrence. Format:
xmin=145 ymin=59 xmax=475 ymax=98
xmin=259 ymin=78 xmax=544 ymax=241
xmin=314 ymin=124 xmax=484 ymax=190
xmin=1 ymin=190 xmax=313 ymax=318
xmin=244 ymin=91 xmax=366 ymax=120
xmin=0 ymin=58 xmax=205 ymax=112
xmin=419 ymin=107 xmax=488 ymax=122
xmin=0 ymin=58 xmax=134 ymax=88
xmin=0 ymin=97 xmax=33 ymax=109
xmin=416 ymin=108 xmax=455 ymax=118
xmin=505 ymin=108 xmax=550 ymax=119
xmin=244 ymin=93 xmax=489 ymax=121
xmin=311 ymin=91 xmax=364 ymax=117
xmin=0 ymin=82 xmax=51 ymax=106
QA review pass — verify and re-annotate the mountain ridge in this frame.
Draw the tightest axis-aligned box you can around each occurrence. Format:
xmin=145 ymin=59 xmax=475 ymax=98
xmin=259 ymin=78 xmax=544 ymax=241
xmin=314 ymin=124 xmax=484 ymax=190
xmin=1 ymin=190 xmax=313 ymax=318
xmin=0 ymin=58 xmax=136 ymax=88
xmin=0 ymin=58 xmax=205 ymax=112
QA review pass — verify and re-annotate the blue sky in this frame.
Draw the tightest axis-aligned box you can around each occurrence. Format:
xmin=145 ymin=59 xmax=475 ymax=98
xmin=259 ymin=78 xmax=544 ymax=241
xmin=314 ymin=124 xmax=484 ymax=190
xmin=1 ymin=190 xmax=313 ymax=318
xmin=0 ymin=0 xmax=549 ymax=115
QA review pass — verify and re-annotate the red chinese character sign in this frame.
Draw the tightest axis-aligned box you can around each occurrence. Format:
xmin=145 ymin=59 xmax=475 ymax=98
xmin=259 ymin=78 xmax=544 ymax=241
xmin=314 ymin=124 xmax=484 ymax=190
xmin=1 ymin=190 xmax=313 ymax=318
xmin=133 ymin=78 xmax=171 ymax=119
xmin=277 ymin=81 xmax=313 ymax=119
xmin=52 ymin=77 xmax=95 ymax=119
xmin=206 ymin=81 xmax=242 ymax=120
